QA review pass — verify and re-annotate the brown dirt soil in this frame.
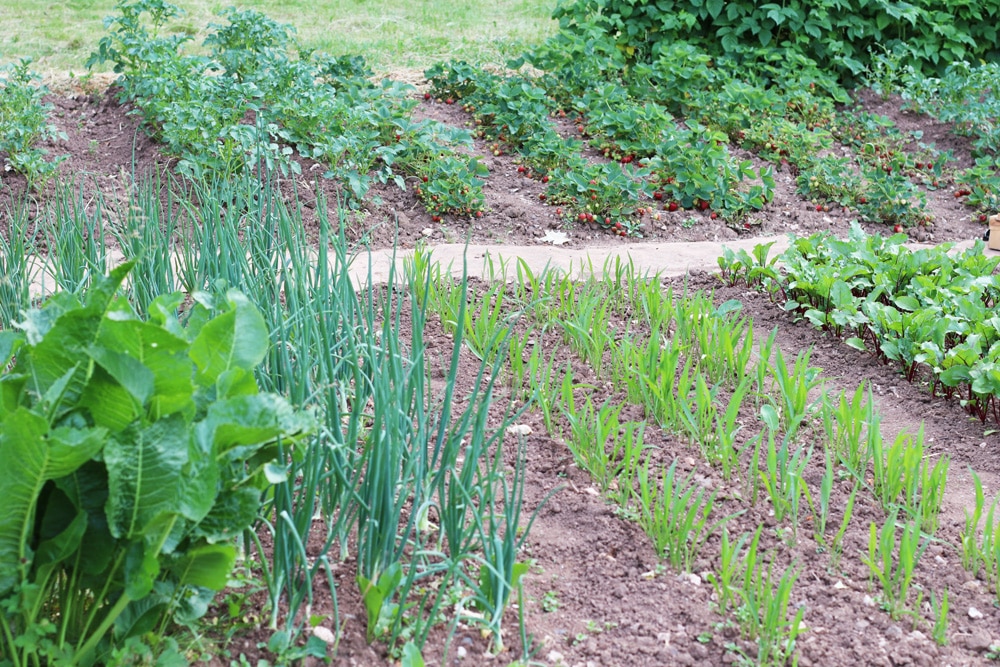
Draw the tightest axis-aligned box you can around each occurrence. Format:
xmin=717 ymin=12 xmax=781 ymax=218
xmin=3 ymin=83 xmax=1000 ymax=667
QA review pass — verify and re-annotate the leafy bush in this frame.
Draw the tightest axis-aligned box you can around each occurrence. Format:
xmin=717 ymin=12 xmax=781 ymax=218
xmin=0 ymin=262 xmax=312 ymax=665
xmin=0 ymin=59 xmax=66 ymax=188
xmin=549 ymin=0 xmax=1000 ymax=84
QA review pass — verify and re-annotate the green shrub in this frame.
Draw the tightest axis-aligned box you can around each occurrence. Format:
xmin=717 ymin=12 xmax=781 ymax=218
xmin=549 ymin=0 xmax=1000 ymax=84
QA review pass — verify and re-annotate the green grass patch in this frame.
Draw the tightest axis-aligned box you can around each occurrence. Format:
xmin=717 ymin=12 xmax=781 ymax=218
xmin=0 ymin=0 xmax=557 ymax=76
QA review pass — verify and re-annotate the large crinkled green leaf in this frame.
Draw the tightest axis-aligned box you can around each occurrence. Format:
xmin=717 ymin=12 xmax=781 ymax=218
xmin=15 ymin=263 xmax=133 ymax=418
xmin=96 ymin=319 xmax=195 ymax=419
xmin=78 ymin=364 xmax=139 ymax=432
xmin=55 ymin=461 xmax=114 ymax=578
xmin=0 ymin=409 xmax=106 ymax=595
xmin=189 ymin=291 xmax=269 ymax=389
xmin=16 ymin=292 xmax=80 ymax=346
xmin=147 ymin=292 xmax=186 ymax=339
xmin=104 ymin=415 xmax=189 ymax=541
xmin=124 ymin=536 xmax=161 ymax=600
xmin=169 ymin=543 xmax=236 ymax=590
xmin=83 ymin=260 xmax=135 ymax=315
xmin=87 ymin=345 xmax=155 ymax=405
xmin=198 ymin=394 xmax=315 ymax=462
xmin=188 ymin=486 xmax=260 ymax=544
xmin=0 ymin=331 xmax=22 ymax=369
xmin=178 ymin=432 xmax=218 ymax=525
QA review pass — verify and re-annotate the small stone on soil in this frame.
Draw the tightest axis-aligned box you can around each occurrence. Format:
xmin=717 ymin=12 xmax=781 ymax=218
xmin=961 ymin=628 xmax=993 ymax=652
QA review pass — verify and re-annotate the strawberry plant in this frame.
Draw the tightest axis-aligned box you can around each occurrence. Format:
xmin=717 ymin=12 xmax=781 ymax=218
xmin=741 ymin=118 xmax=832 ymax=168
xmin=795 ymin=156 xmax=862 ymax=206
xmin=584 ymin=100 xmax=677 ymax=161
xmin=415 ymin=155 xmax=489 ymax=219
xmin=424 ymin=60 xmax=493 ymax=102
xmin=856 ymin=166 xmax=928 ymax=227
xmin=955 ymin=158 xmax=1000 ymax=214
xmin=0 ymin=59 xmax=67 ymax=188
xmin=546 ymin=159 xmax=652 ymax=235
xmin=0 ymin=262 xmax=313 ymax=666
xmin=645 ymin=126 xmax=771 ymax=219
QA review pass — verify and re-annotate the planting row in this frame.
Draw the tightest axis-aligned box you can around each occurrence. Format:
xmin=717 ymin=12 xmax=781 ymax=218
xmin=84 ymin=0 xmax=488 ymax=216
xmin=418 ymin=253 xmax=1000 ymax=663
xmin=426 ymin=29 xmax=999 ymax=235
xmin=721 ymin=225 xmax=1000 ymax=424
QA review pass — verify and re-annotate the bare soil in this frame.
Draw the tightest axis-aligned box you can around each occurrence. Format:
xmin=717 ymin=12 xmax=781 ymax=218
xmin=2 ymin=85 xmax=999 ymax=666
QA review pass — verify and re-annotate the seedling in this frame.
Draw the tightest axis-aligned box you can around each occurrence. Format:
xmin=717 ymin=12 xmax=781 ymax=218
xmin=861 ymin=510 xmax=929 ymax=620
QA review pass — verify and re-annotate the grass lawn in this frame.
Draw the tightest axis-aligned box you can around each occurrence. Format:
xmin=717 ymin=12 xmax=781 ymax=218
xmin=0 ymin=0 xmax=558 ymax=76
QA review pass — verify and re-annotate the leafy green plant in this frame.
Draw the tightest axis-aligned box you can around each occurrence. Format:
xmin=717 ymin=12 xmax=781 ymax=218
xmin=870 ymin=426 xmax=949 ymax=533
xmin=706 ymin=529 xmax=753 ymax=618
xmin=930 ymin=589 xmax=949 ymax=646
xmin=796 ymin=156 xmax=862 ymax=206
xmin=731 ymin=531 xmax=805 ymax=667
xmin=635 ymin=460 xmax=733 ymax=572
xmin=415 ymin=155 xmax=489 ymax=220
xmin=769 ymin=347 xmax=822 ymax=435
xmin=0 ymin=262 xmax=313 ymax=666
xmin=548 ymin=0 xmax=1000 ymax=84
xmin=856 ymin=165 xmax=928 ymax=228
xmin=861 ymin=510 xmax=929 ymax=620
xmin=0 ymin=58 xmax=67 ymax=188
xmin=757 ymin=405 xmax=811 ymax=535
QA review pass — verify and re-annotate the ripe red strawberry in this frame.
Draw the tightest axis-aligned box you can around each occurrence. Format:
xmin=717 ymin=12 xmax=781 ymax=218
xmin=667 ymin=201 xmax=679 ymax=212
xmin=653 ymin=191 xmax=663 ymax=200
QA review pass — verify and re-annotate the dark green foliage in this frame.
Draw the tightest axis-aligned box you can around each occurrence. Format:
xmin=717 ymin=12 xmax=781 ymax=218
xmin=549 ymin=0 xmax=1000 ymax=83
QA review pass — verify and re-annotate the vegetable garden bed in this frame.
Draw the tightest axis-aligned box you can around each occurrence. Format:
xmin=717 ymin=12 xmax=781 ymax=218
xmin=3 ymin=1 xmax=1000 ymax=665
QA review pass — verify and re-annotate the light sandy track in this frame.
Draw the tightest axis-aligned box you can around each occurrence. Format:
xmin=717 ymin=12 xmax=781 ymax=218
xmin=347 ymin=236 xmax=984 ymax=284
xmin=22 ymin=236 xmax=986 ymax=298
